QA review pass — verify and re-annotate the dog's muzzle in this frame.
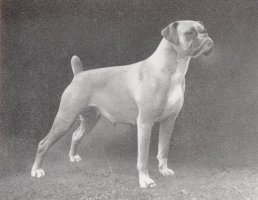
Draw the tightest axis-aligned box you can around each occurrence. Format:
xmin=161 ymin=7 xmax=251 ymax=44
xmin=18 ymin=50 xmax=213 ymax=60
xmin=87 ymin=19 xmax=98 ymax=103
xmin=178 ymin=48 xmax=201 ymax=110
xmin=202 ymin=38 xmax=214 ymax=56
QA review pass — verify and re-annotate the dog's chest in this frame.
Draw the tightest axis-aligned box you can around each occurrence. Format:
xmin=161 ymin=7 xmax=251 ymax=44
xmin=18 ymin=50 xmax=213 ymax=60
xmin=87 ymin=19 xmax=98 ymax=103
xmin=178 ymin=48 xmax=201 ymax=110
xmin=167 ymin=84 xmax=184 ymax=104
xmin=160 ymin=78 xmax=184 ymax=119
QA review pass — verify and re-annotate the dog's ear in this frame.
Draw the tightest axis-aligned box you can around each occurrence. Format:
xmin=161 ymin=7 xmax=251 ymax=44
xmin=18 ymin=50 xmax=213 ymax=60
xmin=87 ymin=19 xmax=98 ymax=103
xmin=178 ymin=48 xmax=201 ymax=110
xmin=198 ymin=21 xmax=204 ymax=26
xmin=161 ymin=22 xmax=179 ymax=44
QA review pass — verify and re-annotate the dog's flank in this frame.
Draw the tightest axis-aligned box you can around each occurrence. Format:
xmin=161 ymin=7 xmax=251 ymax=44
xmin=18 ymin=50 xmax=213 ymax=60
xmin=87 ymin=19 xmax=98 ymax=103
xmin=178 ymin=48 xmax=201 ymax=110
xmin=31 ymin=20 xmax=213 ymax=188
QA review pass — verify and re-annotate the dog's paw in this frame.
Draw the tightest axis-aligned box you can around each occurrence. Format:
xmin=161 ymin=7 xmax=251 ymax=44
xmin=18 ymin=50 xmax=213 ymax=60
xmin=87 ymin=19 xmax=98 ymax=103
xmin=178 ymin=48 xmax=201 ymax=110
xmin=31 ymin=168 xmax=45 ymax=178
xmin=139 ymin=173 xmax=156 ymax=188
xmin=159 ymin=167 xmax=175 ymax=177
xmin=69 ymin=154 xmax=82 ymax=162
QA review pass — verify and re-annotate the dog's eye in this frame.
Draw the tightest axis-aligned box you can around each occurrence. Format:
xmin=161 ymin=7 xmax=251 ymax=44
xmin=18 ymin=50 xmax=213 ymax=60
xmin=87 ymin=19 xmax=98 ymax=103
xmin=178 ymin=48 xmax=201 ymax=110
xmin=186 ymin=31 xmax=195 ymax=35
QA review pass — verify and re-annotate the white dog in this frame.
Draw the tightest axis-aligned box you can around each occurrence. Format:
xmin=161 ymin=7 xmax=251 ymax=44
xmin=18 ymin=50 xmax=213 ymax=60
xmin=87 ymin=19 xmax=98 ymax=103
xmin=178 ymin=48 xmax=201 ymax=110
xmin=31 ymin=20 xmax=213 ymax=188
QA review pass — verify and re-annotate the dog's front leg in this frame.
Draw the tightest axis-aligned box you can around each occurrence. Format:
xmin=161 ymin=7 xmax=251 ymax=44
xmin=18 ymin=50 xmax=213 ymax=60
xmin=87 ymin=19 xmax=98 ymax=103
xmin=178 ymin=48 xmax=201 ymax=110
xmin=157 ymin=116 xmax=176 ymax=176
xmin=137 ymin=117 xmax=156 ymax=188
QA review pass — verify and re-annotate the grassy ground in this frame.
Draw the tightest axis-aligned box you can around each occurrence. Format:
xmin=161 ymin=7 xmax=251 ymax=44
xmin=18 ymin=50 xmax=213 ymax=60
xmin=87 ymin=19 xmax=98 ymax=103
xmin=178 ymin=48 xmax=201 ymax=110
xmin=1 ymin=145 xmax=258 ymax=200
xmin=1 ymin=121 xmax=258 ymax=200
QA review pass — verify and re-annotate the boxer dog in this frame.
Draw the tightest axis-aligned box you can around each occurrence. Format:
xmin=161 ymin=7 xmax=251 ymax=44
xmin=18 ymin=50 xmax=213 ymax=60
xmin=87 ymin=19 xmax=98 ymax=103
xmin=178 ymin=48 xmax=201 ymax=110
xmin=31 ymin=20 xmax=213 ymax=188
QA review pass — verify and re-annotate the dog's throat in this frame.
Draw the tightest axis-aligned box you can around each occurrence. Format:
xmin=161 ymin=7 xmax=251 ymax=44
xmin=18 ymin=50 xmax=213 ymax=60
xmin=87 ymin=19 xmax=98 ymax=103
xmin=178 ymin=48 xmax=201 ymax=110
xmin=176 ymin=58 xmax=190 ymax=76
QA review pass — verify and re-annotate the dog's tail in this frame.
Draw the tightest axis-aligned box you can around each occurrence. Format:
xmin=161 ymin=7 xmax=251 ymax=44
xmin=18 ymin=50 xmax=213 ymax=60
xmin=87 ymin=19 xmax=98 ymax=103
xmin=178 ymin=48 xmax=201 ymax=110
xmin=71 ymin=55 xmax=83 ymax=76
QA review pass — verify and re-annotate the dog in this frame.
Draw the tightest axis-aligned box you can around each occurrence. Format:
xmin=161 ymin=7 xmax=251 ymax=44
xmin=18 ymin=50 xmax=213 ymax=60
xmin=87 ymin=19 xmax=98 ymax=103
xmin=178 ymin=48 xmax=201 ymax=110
xmin=31 ymin=20 xmax=213 ymax=188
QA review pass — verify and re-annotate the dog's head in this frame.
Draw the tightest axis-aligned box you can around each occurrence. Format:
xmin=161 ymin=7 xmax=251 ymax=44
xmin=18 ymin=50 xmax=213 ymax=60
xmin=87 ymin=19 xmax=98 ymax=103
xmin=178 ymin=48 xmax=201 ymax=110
xmin=161 ymin=20 xmax=213 ymax=57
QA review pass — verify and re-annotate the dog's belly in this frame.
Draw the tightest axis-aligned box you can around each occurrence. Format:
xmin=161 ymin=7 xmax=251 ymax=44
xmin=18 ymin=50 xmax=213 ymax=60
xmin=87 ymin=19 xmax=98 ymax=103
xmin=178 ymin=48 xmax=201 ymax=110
xmin=159 ymin=84 xmax=184 ymax=120
xmin=89 ymin=90 xmax=138 ymax=124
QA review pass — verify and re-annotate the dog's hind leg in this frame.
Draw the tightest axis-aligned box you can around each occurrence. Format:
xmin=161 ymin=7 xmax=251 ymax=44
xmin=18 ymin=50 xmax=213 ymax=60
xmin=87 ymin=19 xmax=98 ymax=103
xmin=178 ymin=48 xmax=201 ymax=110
xmin=69 ymin=108 xmax=101 ymax=162
xmin=31 ymin=85 xmax=88 ymax=178
xmin=31 ymin=115 xmax=75 ymax=178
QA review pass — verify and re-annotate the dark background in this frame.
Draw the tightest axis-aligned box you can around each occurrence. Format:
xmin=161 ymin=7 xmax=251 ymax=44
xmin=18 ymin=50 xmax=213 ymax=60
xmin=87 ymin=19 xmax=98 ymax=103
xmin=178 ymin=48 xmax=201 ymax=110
xmin=1 ymin=0 xmax=258 ymax=174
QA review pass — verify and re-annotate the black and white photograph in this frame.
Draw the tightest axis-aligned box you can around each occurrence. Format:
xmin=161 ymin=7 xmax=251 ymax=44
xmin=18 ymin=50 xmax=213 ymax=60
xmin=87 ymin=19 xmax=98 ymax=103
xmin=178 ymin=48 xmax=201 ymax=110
xmin=1 ymin=0 xmax=258 ymax=199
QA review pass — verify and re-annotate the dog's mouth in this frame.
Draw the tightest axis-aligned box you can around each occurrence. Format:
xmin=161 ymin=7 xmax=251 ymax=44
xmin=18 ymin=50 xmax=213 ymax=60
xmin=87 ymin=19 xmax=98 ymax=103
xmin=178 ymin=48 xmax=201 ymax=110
xmin=193 ymin=38 xmax=213 ymax=57
xmin=202 ymin=39 xmax=213 ymax=56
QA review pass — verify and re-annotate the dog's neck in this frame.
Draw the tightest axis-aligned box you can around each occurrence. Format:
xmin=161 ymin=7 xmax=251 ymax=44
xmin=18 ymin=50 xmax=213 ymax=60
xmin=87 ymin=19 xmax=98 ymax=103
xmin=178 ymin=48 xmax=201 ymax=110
xmin=148 ymin=38 xmax=191 ymax=77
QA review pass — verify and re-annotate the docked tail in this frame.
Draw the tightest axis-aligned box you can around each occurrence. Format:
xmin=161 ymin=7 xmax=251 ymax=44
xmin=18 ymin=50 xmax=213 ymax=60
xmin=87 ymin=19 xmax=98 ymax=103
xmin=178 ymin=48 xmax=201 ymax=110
xmin=71 ymin=55 xmax=83 ymax=75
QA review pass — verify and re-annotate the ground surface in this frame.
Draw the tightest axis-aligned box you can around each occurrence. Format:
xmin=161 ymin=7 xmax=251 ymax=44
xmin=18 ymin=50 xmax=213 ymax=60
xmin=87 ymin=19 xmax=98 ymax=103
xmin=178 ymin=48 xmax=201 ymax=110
xmin=1 ymin=155 xmax=258 ymax=200
xmin=1 ymin=124 xmax=258 ymax=200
